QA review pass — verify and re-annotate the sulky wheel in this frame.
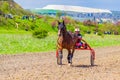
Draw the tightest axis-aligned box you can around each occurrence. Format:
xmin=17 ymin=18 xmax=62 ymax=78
xmin=57 ymin=51 xmax=63 ymax=65
xmin=90 ymin=49 xmax=95 ymax=66
xmin=90 ymin=54 xmax=94 ymax=66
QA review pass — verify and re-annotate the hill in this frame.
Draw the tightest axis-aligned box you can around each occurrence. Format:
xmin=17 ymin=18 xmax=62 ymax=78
xmin=0 ymin=0 xmax=30 ymax=15
xmin=0 ymin=0 xmax=34 ymax=31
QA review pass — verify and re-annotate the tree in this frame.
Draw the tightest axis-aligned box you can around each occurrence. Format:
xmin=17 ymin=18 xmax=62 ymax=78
xmin=56 ymin=11 xmax=62 ymax=19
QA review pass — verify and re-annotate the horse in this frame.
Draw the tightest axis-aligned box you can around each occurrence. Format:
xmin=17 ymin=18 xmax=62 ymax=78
xmin=56 ymin=20 xmax=78 ymax=66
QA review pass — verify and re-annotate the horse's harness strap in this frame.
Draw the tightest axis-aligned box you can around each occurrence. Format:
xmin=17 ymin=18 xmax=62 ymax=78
xmin=57 ymin=44 xmax=62 ymax=50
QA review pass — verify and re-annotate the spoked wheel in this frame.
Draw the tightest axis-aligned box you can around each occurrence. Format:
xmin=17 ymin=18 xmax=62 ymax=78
xmin=57 ymin=51 xmax=63 ymax=65
xmin=90 ymin=49 xmax=95 ymax=66
xmin=90 ymin=54 xmax=94 ymax=66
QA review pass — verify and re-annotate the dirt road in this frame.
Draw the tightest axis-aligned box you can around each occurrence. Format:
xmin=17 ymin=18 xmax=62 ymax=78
xmin=0 ymin=46 xmax=120 ymax=80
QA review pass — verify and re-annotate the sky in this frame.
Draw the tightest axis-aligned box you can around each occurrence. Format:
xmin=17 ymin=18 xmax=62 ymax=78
xmin=14 ymin=0 xmax=120 ymax=11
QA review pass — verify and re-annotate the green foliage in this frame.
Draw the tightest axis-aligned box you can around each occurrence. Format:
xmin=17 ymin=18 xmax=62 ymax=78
xmin=1 ymin=0 xmax=120 ymax=37
xmin=33 ymin=29 xmax=48 ymax=39
xmin=0 ymin=2 xmax=9 ymax=14
xmin=97 ymin=32 xmax=103 ymax=37
xmin=67 ymin=24 xmax=74 ymax=32
xmin=56 ymin=11 xmax=62 ymax=19
xmin=0 ymin=0 xmax=30 ymax=15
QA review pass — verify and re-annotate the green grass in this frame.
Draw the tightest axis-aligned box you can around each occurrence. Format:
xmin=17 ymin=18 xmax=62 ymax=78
xmin=0 ymin=32 xmax=120 ymax=54
xmin=84 ymin=34 xmax=120 ymax=47
xmin=0 ymin=31 xmax=57 ymax=54
xmin=0 ymin=30 xmax=31 ymax=34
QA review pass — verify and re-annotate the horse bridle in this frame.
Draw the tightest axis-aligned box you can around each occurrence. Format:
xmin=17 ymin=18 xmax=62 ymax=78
xmin=58 ymin=23 xmax=66 ymax=36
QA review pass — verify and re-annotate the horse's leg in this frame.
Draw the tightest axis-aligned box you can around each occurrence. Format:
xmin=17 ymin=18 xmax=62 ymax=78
xmin=67 ymin=49 xmax=72 ymax=65
xmin=67 ymin=49 xmax=75 ymax=65
xmin=71 ymin=49 xmax=75 ymax=58
xmin=57 ymin=49 xmax=63 ymax=65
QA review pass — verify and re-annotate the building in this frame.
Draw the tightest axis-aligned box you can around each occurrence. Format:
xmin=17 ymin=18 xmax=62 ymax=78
xmin=32 ymin=5 xmax=120 ymax=23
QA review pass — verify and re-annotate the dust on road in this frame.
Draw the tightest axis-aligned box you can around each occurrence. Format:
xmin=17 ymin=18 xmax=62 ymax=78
xmin=0 ymin=46 xmax=120 ymax=80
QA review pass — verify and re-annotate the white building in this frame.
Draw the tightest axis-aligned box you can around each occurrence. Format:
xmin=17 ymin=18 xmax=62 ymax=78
xmin=33 ymin=5 xmax=119 ymax=22
xmin=42 ymin=5 xmax=111 ymax=13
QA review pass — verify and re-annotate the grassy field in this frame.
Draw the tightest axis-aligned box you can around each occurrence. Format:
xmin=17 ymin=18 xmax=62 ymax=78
xmin=0 ymin=31 xmax=120 ymax=54
xmin=0 ymin=31 xmax=57 ymax=54
xmin=84 ymin=34 xmax=120 ymax=47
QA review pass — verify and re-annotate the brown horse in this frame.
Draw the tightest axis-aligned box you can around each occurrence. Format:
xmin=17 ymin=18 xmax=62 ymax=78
xmin=56 ymin=20 xmax=78 ymax=65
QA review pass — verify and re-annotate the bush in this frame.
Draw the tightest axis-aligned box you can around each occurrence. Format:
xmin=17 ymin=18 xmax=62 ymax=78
xmin=33 ymin=29 xmax=48 ymax=39
xmin=98 ymin=32 xmax=103 ymax=36
xmin=51 ymin=20 xmax=57 ymax=28
xmin=83 ymin=20 xmax=98 ymax=27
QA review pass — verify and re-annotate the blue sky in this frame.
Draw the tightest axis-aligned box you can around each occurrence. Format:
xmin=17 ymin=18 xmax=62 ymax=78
xmin=14 ymin=0 xmax=120 ymax=11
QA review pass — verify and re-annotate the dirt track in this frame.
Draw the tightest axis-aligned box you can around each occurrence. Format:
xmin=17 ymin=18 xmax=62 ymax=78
xmin=0 ymin=46 xmax=120 ymax=80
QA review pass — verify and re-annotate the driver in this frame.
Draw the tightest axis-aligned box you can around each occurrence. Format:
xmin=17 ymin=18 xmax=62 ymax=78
xmin=75 ymin=28 xmax=83 ymax=48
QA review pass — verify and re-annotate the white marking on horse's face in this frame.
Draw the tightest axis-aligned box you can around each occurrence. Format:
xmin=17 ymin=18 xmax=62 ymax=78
xmin=58 ymin=23 xmax=64 ymax=36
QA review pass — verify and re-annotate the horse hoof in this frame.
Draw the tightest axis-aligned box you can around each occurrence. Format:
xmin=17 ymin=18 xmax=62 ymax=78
xmin=68 ymin=63 xmax=72 ymax=66
xmin=58 ymin=65 xmax=62 ymax=67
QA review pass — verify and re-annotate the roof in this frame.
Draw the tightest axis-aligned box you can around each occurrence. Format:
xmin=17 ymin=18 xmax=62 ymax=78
xmin=42 ymin=5 xmax=112 ymax=13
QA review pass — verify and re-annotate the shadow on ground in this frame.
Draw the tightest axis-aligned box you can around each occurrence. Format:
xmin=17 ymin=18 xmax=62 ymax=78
xmin=73 ymin=64 xmax=98 ymax=68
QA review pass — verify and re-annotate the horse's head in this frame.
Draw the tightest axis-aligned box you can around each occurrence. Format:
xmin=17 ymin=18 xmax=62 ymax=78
xmin=57 ymin=21 xmax=66 ymax=36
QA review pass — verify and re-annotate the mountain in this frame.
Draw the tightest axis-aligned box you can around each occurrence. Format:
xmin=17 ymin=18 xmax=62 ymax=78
xmin=0 ymin=0 xmax=30 ymax=15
